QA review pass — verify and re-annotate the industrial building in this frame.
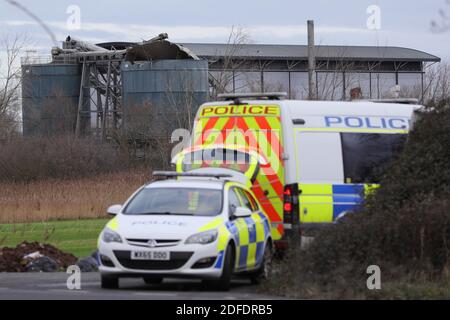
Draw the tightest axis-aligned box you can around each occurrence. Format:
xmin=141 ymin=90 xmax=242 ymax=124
xmin=182 ymin=43 xmax=440 ymax=100
xmin=21 ymin=35 xmax=440 ymax=137
xmin=21 ymin=35 xmax=209 ymax=138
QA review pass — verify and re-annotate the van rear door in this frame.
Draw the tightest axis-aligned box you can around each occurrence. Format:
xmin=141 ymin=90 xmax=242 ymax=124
xmin=294 ymin=131 xmax=344 ymax=223
xmin=188 ymin=104 xmax=286 ymax=240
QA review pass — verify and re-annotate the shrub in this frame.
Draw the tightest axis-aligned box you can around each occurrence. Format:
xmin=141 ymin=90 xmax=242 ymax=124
xmin=0 ymin=135 xmax=133 ymax=182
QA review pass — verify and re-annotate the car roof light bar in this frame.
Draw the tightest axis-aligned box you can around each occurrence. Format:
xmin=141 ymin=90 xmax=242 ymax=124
xmin=152 ymin=171 xmax=233 ymax=180
xmin=217 ymin=92 xmax=287 ymax=101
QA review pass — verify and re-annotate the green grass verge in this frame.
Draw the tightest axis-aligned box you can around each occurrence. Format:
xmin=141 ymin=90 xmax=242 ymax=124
xmin=0 ymin=219 xmax=109 ymax=258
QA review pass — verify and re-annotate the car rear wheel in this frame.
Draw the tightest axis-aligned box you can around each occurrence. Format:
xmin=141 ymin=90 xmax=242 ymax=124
xmin=250 ymin=242 xmax=273 ymax=285
xmin=143 ymin=277 xmax=163 ymax=285
xmin=101 ymin=274 xmax=119 ymax=289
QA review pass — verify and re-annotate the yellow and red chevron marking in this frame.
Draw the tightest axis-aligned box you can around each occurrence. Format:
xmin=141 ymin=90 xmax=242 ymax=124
xmin=193 ymin=106 xmax=285 ymax=239
xmin=234 ymin=117 xmax=285 ymax=238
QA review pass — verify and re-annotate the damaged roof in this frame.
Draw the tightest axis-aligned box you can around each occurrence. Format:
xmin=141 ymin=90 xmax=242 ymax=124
xmin=125 ymin=40 xmax=199 ymax=62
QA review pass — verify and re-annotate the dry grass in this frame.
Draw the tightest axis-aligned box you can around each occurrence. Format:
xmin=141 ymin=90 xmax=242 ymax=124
xmin=0 ymin=169 xmax=149 ymax=224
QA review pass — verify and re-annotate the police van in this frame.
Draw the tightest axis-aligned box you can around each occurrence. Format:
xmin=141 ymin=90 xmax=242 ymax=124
xmin=173 ymin=93 xmax=419 ymax=247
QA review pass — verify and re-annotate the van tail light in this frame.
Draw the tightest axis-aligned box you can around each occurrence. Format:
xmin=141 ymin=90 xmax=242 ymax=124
xmin=283 ymin=202 xmax=292 ymax=212
xmin=283 ymin=184 xmax=299 ymax=225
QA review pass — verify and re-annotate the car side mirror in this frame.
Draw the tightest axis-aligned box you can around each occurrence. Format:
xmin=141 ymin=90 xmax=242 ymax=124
xmin=107 ymin=204 xmax=122 ymax=216
xmin=233 ymin=207 xmax=252 ymax=218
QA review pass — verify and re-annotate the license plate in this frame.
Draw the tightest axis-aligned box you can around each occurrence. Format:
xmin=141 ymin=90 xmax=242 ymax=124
xmin=131 ymin=251 xmax=170 ymax=261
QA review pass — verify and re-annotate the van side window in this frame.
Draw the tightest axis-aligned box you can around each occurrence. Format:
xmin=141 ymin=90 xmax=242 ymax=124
xmin=228 ymin=188 xmax=241 ymax=216
xmin=341 ymin=133 xmax=407 ymax=183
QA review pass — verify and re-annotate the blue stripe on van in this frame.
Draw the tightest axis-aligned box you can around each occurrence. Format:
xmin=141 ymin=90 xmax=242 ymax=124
xmin=333 ymin=204 xmax=360 ymax=220
xmin=299 ymin=184 xmax=371 ymax=223
xmin=332 ymin=184 xmax=364 ymax=195
xmin=332 ymin=184 xmax=365 ymax=220
xmin=332 ymin=195 xmax=363 ymax=204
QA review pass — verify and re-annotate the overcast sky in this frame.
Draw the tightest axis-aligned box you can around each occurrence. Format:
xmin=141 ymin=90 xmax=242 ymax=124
xmin=0 ymin=0 xmax=449 ymax=61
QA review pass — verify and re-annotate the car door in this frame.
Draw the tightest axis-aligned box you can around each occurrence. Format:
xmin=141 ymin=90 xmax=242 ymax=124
xmin=242 ymin=189 xmax=269 ymax=262
xmin=228 ymin=187 xmax=247 ymax=270
xmin=235 ymin=187 xmax=261 ymax=269
xmin=227 ymin=187 xmax=251 ymax=270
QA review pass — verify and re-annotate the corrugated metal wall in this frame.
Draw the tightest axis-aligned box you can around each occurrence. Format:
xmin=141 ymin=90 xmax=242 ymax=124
xmin=121 ymin=59 xmax=209 ymax=132
xmin=21 ymin=64 xmax=85 ymax=136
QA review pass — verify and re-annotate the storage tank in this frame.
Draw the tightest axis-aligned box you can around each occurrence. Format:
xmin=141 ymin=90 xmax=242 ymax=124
xmin=21 ymin=64 xmax=89 ymax=136
xmin=121 ymin=59 xmax=209 ymax=132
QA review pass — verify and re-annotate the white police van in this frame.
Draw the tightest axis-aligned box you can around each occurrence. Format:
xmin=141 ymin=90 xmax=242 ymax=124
xmin=174 ymin=93 xmax=420 ymax=244
xmin=98 ymin=171 xmax=273 ymax=291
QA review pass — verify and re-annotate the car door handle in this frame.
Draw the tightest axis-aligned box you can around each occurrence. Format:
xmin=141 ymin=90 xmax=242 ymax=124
xmin=303 ymin=208 xmax=308 ymax=215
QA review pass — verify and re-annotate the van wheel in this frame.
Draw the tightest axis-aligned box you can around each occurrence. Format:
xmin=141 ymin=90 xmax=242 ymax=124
xmin=206 ymin=244 xmax=235 ymax=291
xmin=250 ymin=243 xmax=273 ymax=285
xmin=143 ymin=277 xmax=163 ymax=285
xmin=101 ymin=274 xmax=119 ymax=289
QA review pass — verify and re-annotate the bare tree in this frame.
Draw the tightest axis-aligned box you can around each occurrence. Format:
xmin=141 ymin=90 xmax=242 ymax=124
xmin=164 ymin=70 xmax=203 ymax=133
xmin=421 ymin=63 xmax=450 ymax=107
xmin=431 ymin=0 xmax=450 ymax=32
xmin=111 ymin=100 xmax=177 ymax=170
xmin=39 ymin=89 xmax=79 ymax=135
xmin=208 ymin=26 xmax=254 ymax=98
xmin=0 ymin=34 xmax=26 ymax=141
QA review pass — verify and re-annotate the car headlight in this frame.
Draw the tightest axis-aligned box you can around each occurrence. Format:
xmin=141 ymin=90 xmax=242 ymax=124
xmin=185 ymin=230 xmax=218 ymax=245
xmin=102 ymin=228 xmax=123 ymax=243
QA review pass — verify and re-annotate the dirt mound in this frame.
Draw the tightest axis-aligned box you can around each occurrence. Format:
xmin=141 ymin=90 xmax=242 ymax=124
xmin=0 ymin=241 xmax=77 ymax=272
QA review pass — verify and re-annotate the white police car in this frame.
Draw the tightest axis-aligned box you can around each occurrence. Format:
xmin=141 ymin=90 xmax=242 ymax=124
xmin=98 ymin=171 xmax=273 ymax=291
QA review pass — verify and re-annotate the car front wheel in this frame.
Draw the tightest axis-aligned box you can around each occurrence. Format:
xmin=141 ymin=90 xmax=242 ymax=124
xmin=204 ymin=244 xmax=235 ymax=291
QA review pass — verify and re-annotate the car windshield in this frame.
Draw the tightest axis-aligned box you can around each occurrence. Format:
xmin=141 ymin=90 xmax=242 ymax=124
xmin=123 ymin=188 xmax=223 ymax=216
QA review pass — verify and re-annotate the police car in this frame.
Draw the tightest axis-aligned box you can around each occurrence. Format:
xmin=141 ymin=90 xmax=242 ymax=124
xmin=98 ymin=170 xmax=273 ymax=291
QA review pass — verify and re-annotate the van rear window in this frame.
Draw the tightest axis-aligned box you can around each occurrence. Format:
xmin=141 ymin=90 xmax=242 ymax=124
xmin=181 ymin=149 xmax=251 ymax=174
xmin=341 ymin=133 xmax=407 ymax=183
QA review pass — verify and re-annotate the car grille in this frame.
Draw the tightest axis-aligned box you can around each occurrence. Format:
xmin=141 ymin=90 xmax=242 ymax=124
xmin=113 ymin=251 xmax=193 ymax=270
xmin=125 ymin=238 xmax=181 ymax=248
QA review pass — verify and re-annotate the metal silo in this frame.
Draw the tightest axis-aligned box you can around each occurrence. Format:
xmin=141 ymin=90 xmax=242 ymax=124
xmin=21 ymin=63 xmax=89 ymax=136
xmin=121 ymin=59 xmax=209 ymax=132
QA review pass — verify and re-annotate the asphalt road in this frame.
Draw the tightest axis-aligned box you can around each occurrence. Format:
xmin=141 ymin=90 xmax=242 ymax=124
xmin=0 ymin=272 xmax=280 ymax=300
